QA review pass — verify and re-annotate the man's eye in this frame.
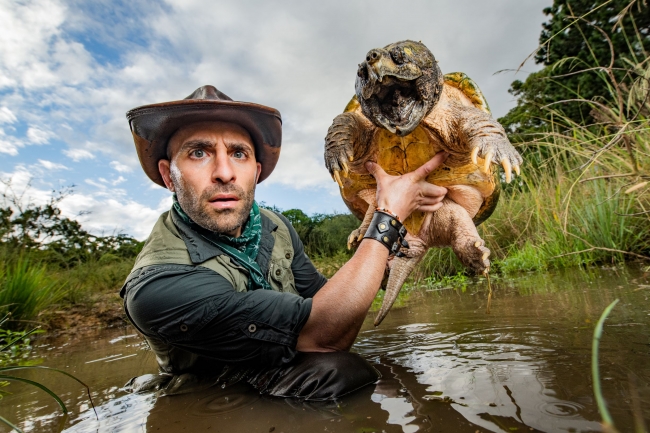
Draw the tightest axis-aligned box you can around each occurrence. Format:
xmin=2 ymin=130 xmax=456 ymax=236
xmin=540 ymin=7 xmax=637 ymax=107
xmin=191 ymin=149 xmax=205 ymax=158
xmin=233 ymin=150 xmax=245 ymax=159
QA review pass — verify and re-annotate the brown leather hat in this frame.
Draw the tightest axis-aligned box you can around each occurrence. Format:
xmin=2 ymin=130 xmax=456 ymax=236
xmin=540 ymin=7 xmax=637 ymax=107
xmin=126 ymin=85 xmax=282 ymax=187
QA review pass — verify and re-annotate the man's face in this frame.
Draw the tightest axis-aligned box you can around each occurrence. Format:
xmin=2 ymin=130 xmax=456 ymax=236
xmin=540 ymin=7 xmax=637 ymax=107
xmin=158 ymin=121 xmax=262 ymax=237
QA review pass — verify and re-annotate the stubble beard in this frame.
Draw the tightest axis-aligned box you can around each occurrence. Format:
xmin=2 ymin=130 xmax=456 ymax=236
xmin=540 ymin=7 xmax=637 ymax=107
xmin=170 ymin=164 xmax=255 ymax=235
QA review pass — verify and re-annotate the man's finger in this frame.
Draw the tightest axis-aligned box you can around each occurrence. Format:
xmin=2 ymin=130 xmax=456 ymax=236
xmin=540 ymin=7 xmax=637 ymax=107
xmin=419 ymin=202 xmax=444 ymax=213
xmin=419 ymin=194 xmax=445 ymax=205
xmin=411 ymin=151 xmax=449 ymax=181
xmin=365 ymin=161 xmax=387 ymax=179
xmin=420 ymin=182 xmax=447 ymax=198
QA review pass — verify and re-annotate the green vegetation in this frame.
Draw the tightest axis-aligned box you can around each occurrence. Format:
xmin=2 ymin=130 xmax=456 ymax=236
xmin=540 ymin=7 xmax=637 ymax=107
xmin=499 ymin=0 xmax=650 ymax=138
xmin=591 ymin=299 xmax=620 ymax=433
xmin=0 ymin=187 xmax=143 ymax=329
xmin=277 ymin=208 xmax=358 ymax=257
xmin=0 ymin=258 xmax=66 ymax=325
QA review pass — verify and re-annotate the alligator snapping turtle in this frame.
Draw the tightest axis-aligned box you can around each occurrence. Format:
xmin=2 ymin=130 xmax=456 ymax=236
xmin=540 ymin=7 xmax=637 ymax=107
xmin=324 ymin=40 xmax=523 ymax=326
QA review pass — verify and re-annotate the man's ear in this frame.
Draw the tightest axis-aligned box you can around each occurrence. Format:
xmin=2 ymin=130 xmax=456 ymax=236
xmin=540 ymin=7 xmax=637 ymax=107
xmin=255 ymin=162 xmax=262 ymax=184
xmin=158 ymin=159 xmax=175 ymax=191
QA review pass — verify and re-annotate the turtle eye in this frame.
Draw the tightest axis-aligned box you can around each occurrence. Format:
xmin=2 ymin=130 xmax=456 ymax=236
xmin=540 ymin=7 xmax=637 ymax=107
xmin=390 ymin=49 xmax=404 ymax=65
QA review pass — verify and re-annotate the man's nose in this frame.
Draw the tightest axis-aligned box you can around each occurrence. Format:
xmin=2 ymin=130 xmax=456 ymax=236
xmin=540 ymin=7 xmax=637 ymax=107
xmin=212 ymin=152 xmax=236 ymax=183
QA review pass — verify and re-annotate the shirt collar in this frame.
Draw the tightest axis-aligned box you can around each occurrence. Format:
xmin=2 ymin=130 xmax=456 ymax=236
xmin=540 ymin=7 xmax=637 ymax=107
xmin=170 ymin=207 xmax=278 ymax=265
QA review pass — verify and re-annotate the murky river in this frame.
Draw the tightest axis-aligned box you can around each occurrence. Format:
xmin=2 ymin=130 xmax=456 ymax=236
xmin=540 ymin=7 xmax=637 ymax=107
xmin=2 ymin=264 xmax=649 ymax=432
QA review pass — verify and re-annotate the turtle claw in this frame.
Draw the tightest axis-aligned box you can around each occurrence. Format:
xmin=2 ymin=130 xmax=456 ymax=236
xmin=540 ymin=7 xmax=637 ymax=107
xmin=456 ymin=237 xmax=491 ymax=275
xmin=501 ymin=158 xmax=512 ymax=183
xmin=471 ymin=147 xmax=480 ymax=165
xmin=469 ymin=125 xmax=523 ymax=180
xmin=333 ymin=170 xmax=343 ymax=188
xmin=347 ymin=227 xmax=366 ymax=249
xmin=483 ymin=151 xmax=493 ymax=173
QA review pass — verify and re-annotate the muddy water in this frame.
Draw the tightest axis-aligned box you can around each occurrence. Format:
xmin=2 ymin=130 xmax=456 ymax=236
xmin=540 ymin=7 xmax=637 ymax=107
xmin=2 ymin=265 xmax=649 ymax=433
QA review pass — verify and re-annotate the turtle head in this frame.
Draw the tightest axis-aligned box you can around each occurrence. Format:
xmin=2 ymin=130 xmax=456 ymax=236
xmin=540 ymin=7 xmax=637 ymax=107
xmin=355 ymin=40 xmax=443 ymax=136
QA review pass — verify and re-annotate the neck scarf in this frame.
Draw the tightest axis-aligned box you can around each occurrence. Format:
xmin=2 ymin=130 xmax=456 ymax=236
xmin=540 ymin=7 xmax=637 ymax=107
xmin=172 ymin=194 xmax=271 ymax=291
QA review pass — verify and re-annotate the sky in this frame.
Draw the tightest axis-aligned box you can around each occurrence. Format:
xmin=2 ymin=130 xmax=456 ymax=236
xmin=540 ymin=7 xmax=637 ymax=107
xmin=0 ymin=0 xmax=550 ymax=240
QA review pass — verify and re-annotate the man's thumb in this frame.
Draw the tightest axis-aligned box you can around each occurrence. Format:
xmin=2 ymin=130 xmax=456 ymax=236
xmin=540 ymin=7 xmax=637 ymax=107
xmin=365 ymin=161 xmax=385 ymax=178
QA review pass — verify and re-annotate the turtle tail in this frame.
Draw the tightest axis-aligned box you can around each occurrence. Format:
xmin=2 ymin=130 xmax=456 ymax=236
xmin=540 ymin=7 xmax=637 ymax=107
xmin=373 ymin=253 xmax=424 ymax=326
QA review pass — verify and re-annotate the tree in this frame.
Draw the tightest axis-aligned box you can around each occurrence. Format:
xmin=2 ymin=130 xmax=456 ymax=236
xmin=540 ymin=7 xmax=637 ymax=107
xmin=499 ymin=0 xmax=650 ymax=138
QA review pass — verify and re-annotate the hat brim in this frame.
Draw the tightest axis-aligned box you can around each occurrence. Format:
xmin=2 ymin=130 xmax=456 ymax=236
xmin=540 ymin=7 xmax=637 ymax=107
xmin=127 ymin=100 xmax=282 ymax=187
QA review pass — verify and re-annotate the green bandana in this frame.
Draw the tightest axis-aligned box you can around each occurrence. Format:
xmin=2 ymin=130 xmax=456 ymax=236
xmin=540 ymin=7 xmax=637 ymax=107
xmin=172 ymin=194 xmax=271 ymax=291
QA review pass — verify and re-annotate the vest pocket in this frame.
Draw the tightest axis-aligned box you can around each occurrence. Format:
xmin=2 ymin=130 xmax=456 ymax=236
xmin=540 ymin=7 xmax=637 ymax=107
xmin=268 ymin=260 xmax=296 ymax=294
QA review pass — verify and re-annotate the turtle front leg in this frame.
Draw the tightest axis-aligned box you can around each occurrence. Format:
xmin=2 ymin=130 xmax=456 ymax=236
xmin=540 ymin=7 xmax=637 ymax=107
xmin=347 ymin=189 xmax=376 ymax=249
xmin=324 ymin=111 xmax=374 ymax=187
xmin=427 ymin=198 xmax=490 ymax=274
xmin=458 ymin=106 xmax=523 ymax=183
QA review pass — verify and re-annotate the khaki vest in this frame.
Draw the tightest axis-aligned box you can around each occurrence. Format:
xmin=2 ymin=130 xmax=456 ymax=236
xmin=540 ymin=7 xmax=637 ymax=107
xmin=125 ymin=208 xmax=297 ymax=374
xmin=130 ymin=208 xmax=298 ymax=295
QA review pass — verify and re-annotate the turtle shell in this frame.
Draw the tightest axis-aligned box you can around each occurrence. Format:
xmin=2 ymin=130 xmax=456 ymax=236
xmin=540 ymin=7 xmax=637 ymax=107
xmin=339 ymin=72 xmax=500 ymax=235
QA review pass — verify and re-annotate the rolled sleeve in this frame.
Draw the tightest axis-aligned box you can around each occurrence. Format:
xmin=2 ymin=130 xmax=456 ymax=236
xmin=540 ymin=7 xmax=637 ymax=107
xmin=123 ymin=264 xmax=312 ymax=367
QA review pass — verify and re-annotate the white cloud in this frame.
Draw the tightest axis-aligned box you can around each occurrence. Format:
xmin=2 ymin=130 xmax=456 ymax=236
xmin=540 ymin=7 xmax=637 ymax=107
xmin=59 ymin=193 xmax=170 ymax=239
xmin=1 ymin=165 xmax=169 ymax=240
xmin=27 ymin=126 xmax=53 ymax=144
xmin=0 ymin=0 xmax=93 ymax=90
xmin=63 ymin=148 xmax=95 ymax=161
xmin=110 ymin=161 xmax=133 ymax=173
xmin=0 ymin=107 xmax=16 ymax=124
xmin=0 ymin=131 xmax=22 ymax=156
xmin=37 ymin=159 xmax=68 ymax=171
xmin=111 ymin=176 xmax=126 ymax=186
xmin=268 ymin=139 xmax=335 ymax=189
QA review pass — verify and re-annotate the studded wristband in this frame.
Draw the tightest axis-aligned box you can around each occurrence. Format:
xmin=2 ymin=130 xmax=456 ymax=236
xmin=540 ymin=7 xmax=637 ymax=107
xmin=363 ymin=210 xmax=409 ymax=256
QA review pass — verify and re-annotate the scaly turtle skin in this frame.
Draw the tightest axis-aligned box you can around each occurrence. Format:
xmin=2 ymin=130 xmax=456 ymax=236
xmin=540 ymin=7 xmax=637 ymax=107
xmin=324 ymin=40 xmax=523 ymax=326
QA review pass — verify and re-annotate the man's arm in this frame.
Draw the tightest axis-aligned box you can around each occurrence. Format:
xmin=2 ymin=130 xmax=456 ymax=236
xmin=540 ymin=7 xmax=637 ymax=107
xmin=297 ymin=152 xmax=448 ymax=352
xmin=123 ymin=264 xmax=312 ymax=366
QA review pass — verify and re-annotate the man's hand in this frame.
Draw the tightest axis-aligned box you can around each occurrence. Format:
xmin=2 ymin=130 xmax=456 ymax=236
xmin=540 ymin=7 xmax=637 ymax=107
xmin=365 ymin=151 xmax=449 ymax=220
xmin=296 ymin=151 xmax=450 ymax=354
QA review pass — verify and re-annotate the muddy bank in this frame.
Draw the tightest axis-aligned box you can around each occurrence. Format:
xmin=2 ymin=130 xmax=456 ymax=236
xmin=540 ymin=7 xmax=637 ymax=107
xmin=37 ymin=293 xmax=128 ymax=341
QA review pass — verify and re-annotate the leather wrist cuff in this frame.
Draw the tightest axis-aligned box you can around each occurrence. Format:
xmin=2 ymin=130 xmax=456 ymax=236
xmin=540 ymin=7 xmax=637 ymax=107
xmin=363 ymin=211 xmax=409 ymax=257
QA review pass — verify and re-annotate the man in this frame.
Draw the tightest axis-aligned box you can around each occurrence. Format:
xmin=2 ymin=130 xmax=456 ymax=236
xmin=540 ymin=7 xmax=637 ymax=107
xmin=121 ymin=85 xmax=448 ymax=400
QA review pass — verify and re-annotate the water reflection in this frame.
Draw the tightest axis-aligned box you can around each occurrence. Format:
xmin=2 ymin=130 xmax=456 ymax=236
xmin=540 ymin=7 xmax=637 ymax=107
xmin=359 ymin=324 xmax=602 ymax=432
xmin=66 ymin=393 xmax=155 ymax=432
xmin=2 ymin=265 xmax=648 ymax=432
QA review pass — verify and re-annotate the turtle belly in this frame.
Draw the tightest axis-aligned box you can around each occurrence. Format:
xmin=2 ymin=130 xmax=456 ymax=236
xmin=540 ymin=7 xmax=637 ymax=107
xmin=340 ymin=125 xmax=497 ymax=233
xmin=375 ymin=126 xmax=442 ymax=234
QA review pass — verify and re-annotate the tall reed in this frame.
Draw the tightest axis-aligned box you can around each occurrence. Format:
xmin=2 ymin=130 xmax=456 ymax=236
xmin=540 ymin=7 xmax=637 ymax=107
xmin=0 ymin=256 xmax=66 ymax=327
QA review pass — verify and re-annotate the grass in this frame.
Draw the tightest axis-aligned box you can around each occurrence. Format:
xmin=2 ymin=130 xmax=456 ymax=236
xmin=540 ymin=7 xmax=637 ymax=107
xmin=0 ymin=256 xmax=67 ymax=326
xmin=0 ymin=245 xmax=135 ymax=330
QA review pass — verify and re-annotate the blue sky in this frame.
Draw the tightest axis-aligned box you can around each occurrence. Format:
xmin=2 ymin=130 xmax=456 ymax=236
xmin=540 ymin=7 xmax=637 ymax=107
xmin=0 ymin=0 xmax=549 ymax=239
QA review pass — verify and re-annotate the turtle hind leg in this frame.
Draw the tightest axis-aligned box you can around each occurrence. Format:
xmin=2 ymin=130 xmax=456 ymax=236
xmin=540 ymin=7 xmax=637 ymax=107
xmin=347 ymin=189 xmax=376 ymax=250
xmin=427 ymin=199 xmax=490 ymax=275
